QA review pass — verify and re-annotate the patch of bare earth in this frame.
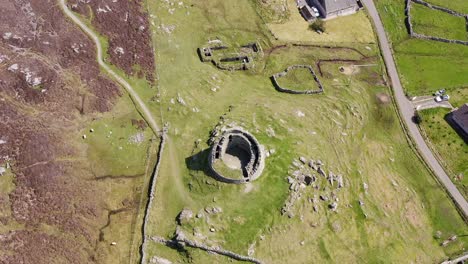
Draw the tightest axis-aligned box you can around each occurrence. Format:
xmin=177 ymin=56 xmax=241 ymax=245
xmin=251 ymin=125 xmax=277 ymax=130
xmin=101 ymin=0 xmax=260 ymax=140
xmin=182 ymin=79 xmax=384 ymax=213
xmin=376 ymin=93 xmax=391 ymax=105
xmin=0 ymin=0 xmax=142 ymax=263
xmin=68 ymin=0 xmax=156 ymax=82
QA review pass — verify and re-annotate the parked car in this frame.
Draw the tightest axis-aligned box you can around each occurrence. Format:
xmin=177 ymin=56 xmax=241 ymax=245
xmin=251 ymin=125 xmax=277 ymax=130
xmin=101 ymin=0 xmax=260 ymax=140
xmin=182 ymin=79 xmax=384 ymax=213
xmin=311 ymin=6 xmax=320 ymax=17
xmin=433 ymin=89 xmax=446 ymax=96
xmin=434 ymin=94 xmax=450 ymax=102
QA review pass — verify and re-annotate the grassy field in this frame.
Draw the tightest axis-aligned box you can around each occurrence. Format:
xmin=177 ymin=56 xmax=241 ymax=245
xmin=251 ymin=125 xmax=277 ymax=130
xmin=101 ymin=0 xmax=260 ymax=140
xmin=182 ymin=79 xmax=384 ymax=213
xmin=275 ymin=67 xmax=321 ymax=91
xmin=140 ymin=0 xmax=467 ymax=263
xmin=411 ymin=2 xmax=468 ymax=40
xmin=419 ymin=108 xmax=468 ymax=197
xmin=374 ymin=0 xmax=468 ymax=202
xmin=79 ymin=94 xmax=159 ymax=264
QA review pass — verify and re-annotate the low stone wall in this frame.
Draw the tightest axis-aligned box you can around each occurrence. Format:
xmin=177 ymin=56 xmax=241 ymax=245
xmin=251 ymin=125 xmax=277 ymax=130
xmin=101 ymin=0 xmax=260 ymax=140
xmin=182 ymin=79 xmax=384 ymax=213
xmin=271 ymin=64 xmax=324 ymax=95
xmin=406 ymin=0 xmax=468 ymax=46
xmin=412 ymin=0 xmax=465 ymax=17
xmin=151 ymin=234 xmax=263 ymax=264
xmin=208 ymin=127 xmax=265 ymax=184
xmin=140 ymin=128 xmax=168 ymax=264
xmin=198 ymin=42 xmax=262 ymax=71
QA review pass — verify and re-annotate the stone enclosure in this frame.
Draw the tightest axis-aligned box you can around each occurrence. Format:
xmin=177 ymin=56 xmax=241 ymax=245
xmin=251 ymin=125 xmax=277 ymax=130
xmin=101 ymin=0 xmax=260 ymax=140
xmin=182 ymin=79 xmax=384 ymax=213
xmin=271 ymin=64 xmax=324 ymax=94
xmin=405 ymin=0 xmax=468 ymax=46
xmin=208 ymin=128 xmax=265 ymax=184
xmin=198 ymin=41 xmax=263 ymax=71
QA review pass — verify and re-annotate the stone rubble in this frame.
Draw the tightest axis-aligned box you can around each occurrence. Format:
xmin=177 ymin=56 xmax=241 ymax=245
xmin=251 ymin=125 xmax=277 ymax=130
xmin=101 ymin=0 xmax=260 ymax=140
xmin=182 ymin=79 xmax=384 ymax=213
xmin=281 ymin=156 xmax=347 ymax=217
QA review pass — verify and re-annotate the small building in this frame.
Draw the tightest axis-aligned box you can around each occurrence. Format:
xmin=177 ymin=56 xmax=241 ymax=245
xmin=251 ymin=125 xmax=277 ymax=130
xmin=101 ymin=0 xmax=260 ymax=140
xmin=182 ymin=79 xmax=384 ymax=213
xmin=448 ymin=103 xmax=468 ymax=141
xmin=299 ymin=0 xmax=359 ymax=20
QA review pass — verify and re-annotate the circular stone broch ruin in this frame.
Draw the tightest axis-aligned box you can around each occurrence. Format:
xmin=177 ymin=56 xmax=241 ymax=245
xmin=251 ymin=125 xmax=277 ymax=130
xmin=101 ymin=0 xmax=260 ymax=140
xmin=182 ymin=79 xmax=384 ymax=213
xmin=208 ymin=128 xmax=265 ymax=184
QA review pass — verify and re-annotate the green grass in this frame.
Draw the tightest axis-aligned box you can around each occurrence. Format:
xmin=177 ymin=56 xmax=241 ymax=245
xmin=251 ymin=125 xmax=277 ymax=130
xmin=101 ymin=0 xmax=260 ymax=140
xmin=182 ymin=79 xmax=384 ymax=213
xmin=276 ymin=67 xmax=321 ymax=91
xmin=85 ymin=97 xmax=154 ymax=177
xmin=425 ymin=0 xmax=468 ymax=13
xmin=141 ymin=0 xmax=468 ymax=262
xmin=419 ymin=108 xmax=468 ymax=198
xmin=411 ymin=3 xmax=468 ymax=40
xmin=212 ymin=159 xmax=245 ymax=180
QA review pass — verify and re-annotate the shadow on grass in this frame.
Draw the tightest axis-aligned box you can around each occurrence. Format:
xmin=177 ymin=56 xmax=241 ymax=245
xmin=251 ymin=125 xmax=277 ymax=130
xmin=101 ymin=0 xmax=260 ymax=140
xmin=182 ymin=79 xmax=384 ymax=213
xmin=185 ymin=148 xmax=221 ymax=182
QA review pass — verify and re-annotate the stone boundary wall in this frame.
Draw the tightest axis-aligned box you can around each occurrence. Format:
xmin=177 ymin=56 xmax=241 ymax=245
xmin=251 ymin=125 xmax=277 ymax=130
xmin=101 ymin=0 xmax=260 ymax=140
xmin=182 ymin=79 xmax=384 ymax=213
xmin=412 ymin=0 xmax=465 ymax=17
xmin=151 ymin=235 xmax=263 ymax=264
xmin=271 ymin=64 xmax=324 ymax=94
xmin=406 ymin=0 xmax=468 ymax=46
xmin=140 ymin=128 xmax=168 ymax=264
xmin=208 ymin=128 xmax=265 ymax=184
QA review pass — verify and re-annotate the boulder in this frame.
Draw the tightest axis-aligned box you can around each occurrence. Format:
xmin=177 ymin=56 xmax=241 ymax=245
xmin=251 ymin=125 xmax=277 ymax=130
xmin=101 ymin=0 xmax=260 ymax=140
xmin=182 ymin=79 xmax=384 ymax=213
xmin=177 ymin=208 xmax=193 ymax=224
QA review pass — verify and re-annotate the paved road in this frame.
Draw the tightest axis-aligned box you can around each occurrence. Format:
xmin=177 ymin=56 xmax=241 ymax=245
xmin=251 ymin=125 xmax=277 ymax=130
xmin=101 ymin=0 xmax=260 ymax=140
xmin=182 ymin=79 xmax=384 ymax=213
xmin=58 ymin=0 xmax=161 ymax=134
xmin=362 ymin=0 xmax=468 ymax=217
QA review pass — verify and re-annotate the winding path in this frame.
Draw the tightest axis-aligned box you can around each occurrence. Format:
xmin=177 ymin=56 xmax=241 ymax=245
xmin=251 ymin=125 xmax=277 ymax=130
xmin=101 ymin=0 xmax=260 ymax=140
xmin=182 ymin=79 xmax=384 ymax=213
xmin=58 ymin=0 xmax=161 ymax=134
xmin=362 ymin=0 xmax=468 ymax=217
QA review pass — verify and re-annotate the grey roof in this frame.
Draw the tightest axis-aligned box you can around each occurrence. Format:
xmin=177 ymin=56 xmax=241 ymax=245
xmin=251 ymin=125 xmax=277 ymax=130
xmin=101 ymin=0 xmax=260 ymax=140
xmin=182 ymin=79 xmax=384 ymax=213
xmin=452 ymin=103 xmax=468 ymax=135
xmin=320 ymin=0 xmax=358 ymax=14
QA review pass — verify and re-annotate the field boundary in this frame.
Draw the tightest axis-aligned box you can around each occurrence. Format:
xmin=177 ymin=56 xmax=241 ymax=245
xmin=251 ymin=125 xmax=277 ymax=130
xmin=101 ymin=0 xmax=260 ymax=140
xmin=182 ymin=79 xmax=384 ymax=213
xmin=139 ymin=128 xmax=167 ymax=264
xmin=271 ymin=64 xmax=324 ymax=94
xmin=405 ymin=0 xmax=468 ymax=46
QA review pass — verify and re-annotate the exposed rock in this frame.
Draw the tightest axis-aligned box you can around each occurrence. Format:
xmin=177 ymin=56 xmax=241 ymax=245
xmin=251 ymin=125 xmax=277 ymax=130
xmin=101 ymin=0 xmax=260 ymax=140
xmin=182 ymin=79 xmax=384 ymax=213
xmin=266 ymin=126 xmax=276 ymax=137
xmin=205 ymin=206 xmax=222 ymax=215
xmin=329 ymin=202 xmax=338 ymax=211
xmin=296 ymin=110 xmax=305 ymax=117
xmin=7 ymin=63 xmax=19 ymax=72
xmin=299 ymin=156 xmax=307 ymax=164
xmin=129 ymin=132 xmax=145 ymax=144
xmin=177 ymin=208 xmax=193 ymax=224
xmin=176 ymin=93 xmax=186 ymax=106
xmin=0 ymin=167 xmax=5 ymax=175
xmin=150 ymin=256 xmax=173 ymax=264
xmin=317 ymin=167 xmax=325 ymax=177
xmin=313 ymin=205 xmax=318 ymax=212
xmin=337 ymin=175 xmax=344 ymax=188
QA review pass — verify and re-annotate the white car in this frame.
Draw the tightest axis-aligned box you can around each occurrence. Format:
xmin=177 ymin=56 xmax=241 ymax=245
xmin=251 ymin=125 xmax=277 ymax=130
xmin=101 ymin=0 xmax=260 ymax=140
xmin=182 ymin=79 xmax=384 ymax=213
xmin=434 ymin=95 xmax=450 ymax=103
xmin=312 ymin=6 xmax=320 ymax=17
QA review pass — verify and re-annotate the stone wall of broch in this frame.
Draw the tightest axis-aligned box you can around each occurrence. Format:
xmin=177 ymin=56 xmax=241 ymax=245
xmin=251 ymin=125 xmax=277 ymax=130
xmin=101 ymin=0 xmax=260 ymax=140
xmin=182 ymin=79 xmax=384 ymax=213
xmin=208 ymin=127 xmax=265 ymax=184
xmin=271 ymin=64 xmax=324 ymax=95
xmin=406 ymin=0 xmax=468 ymax=46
